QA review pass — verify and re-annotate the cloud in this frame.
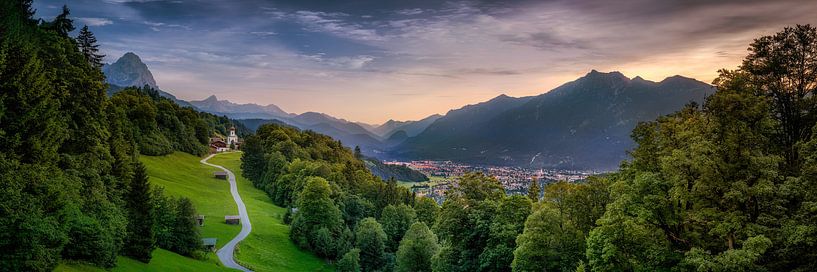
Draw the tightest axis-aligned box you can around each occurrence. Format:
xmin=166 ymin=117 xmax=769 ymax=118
xmin=77 ymin=17 xmax=114 ymax=26
xmin=301 ymin=54 xmax=376 ymax=69
xmin=249 ymin=31 xmax=277 ymax=36
xmin=396 ymin=8 xmax=424 ymax=16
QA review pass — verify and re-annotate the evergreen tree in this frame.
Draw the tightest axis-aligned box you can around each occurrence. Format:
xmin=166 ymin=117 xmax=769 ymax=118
xmin=123 ymin=162 xmax=155 ymax=263
xmin=526 ymin=177 xmax=540 ymax=202
xmin=354 ymin=145 xmax=362 ymax=159
xmin=356 ymin=218 xmax=387 ymax=271
xmin=171 ymin=198 xmax=201 ymax=256
xmin=76 ymin=25 xmax=104 ymax=68
xmin=49 ymin=5 xmax=74 ymax=36
xmin=396 ymin=222 xmax=439 ymax=272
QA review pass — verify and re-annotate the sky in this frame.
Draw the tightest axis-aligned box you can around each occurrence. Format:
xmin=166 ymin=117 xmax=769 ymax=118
xmin=33 ymin=0 xmax=817 ymax=124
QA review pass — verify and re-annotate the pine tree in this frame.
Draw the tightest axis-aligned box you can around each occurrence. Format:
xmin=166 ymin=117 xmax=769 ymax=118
xmin=76 ymin=25 xmax=104 ymax=68
xmin=49 ymin=5 xmax=74 ymax=36
xmin=171 ymin=198 xmax=202 ymax=256
xmin=124 ymin=162 xmax=156 ymax=262
xmin=354 ymin=145 xmax=362 ymax=159
xmin=527 ymin=177 xmax=540 ymax=202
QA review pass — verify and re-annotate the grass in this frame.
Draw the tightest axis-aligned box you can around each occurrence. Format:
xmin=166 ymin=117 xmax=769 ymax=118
xmin=56 ymin=152 xmax=241 ymax=272
xmin=397 ymin=175 xmax=451 ymax=188
xmin=140 ymin=152 xmax=241 ymax=250
xmin=208 ymin=152 xmax=334 ymax=272
xmin=55 ymin=249 xmax=236 ymax=272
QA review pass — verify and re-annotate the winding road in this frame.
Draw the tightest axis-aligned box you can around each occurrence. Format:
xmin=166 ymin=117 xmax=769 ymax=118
xmin=201 ymin=154 xmax=253 ymax=272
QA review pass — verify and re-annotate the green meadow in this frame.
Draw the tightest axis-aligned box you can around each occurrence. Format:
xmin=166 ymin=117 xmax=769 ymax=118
xmin=56 ymin=152 xmax=331 ymax=272
xmin=208 ymin=152 xmax=333 ymax=272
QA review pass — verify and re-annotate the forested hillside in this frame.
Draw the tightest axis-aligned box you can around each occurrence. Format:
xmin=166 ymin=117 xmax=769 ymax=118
xmin=240 ymin=24 xmax=817 ymax=272
xmin=0 ymin=2 xmax=243 ymax=270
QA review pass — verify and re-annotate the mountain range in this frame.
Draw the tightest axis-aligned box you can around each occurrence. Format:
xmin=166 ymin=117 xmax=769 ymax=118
xmin=102 ymin=52 xmax=715 ymax=170
xmin=394 ymin=70 xmax=714 ymax=170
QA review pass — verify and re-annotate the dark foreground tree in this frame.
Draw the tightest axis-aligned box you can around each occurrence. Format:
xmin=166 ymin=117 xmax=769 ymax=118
xmin=76 ymin=25 xmax=104 ymax=68
xmin=124 ymin=162 xmax=155 ymax=262
xmin=170 ymin=198 xmax=202 ymax=256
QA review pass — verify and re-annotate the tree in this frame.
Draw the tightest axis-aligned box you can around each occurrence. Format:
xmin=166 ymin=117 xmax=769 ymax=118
xmin=413 ymin=197 xmax=439 ymax=226
xmin=289 ymin=177 xmax=345 ymax=259
xmin=354 ymin=145 xmax=362 ymax=159
xmin=512 ymin=205 xmax=584 ymax=272
xmin=356 ymin=218 xmax=387 ymax=271
xmin=151 ymin=187 xmax=177 ymax=251
xmin=171 ymin=198 xmax=201 ymax=256
xmin=526 ymin=177 xmax=540 ymax=202
xmin=76 ymin=25 xmax=103 ymax=68
xmin=449 ymin=172 xmax=504 ymax=202
xmin=379 ymin=204 xmax=417 ymax=252
xmin=123 ymin=162 xmax=155 ymax=262
xmin=740 ymin=24 xmax=817 ymax=175
xmin=396 ymin=222 xmax=439 ymax=272
xmin=481 ymin=195 xmax=531 ymax=271
xmin=49 ymin=5 xmax=74 ymax=36
xmin=338 ymin=248 xmax=361 ymax=272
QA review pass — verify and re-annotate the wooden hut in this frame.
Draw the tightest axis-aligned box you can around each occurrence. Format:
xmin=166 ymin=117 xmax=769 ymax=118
xmin=225 ymin=215 xmax=240 ymax=225
xmin=202 ymin=238 xmax=217 ymax=252
xmin=214 ymin=171 xmax=228 ymax=180
xmin=196 ymin=215 xmax=205 ymax=227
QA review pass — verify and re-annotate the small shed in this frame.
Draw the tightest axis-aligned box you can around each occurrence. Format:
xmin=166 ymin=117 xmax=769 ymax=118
xmin=196 ymin=215 xmax=205 ymax=227
xmin=225 ymin=215 xmax=240 ymax=225
xmin=214 ymin=171 xmax=228 ymax=179
xmin=202 ymin=238 xmax=217 ymax=252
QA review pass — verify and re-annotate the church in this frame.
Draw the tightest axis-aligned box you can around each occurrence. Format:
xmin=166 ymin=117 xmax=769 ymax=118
xmin=209 ymin=126 xmax=240 ymax=153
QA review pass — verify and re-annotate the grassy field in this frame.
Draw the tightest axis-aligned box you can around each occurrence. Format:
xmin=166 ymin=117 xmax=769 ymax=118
xmin=55 ymin=249 xmax=236 ymax=272
xmin=140 ymin=152 xmax=241 ymax=250
xmin=397 ymin=175 xmax=451 ymax=188
xmin=208 ymin=152 xmax=334 ymax=272
xmin=57 ymin=152 xmax=241 ymax=272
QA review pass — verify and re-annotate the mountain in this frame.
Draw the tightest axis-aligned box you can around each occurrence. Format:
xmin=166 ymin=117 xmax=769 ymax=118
xmin=103 ymin=52 xmax=158 ymax=88
xmin=103 ymin=53 xmax=196 ymax=108
xmin=374 ymin=114 xmax=443 ymax=138
xmin=394 ymin=70 xmax=714 ymax=170
xmin=189 ymin=95 xmax=292 ymax=120
xmin=235 ymin=111 xmax=385 ymax=155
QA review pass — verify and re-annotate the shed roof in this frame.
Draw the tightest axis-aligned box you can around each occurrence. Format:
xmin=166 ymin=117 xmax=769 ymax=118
xmin=225 ymin=215 xmax=240 ymax=220
xmin=214 ymin=171 xmax=228 ymax=176
xmin=202 ymin=238 xmax=217 ymax=246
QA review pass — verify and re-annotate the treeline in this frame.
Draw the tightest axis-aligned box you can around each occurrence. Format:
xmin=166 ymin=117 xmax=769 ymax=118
xmin=241 ymin=123 xmax=422 ymax=268
xmin=242 ymin=24 xmax=817 ymax=272
xmin=0 ymin=2 xmax=224 ymax=270
xmin=109 ymin=85 xmax=250 ymax=156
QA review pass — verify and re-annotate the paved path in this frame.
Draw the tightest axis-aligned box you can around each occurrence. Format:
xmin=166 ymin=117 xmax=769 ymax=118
xmin=201 ymin=154 xmax=253 ymax=272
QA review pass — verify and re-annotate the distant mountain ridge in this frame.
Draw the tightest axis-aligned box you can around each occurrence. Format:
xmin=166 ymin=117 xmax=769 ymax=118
xmin=189 ymin=95 xmax=292 ymax=120
xmin=394 ymin=70 xmax=715 ymax=170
